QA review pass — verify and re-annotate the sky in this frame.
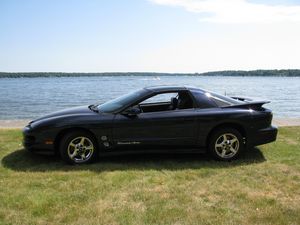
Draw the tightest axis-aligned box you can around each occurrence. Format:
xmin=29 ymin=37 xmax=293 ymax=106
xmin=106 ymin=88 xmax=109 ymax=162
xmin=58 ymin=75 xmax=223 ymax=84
xmin=1 ymin=0 xmax=300 ymax=73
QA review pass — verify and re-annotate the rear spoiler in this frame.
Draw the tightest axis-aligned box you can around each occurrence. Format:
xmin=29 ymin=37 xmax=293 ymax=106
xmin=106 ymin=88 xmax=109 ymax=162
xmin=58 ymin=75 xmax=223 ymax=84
xmin=223 ymin=96 xmax=270 ymax=110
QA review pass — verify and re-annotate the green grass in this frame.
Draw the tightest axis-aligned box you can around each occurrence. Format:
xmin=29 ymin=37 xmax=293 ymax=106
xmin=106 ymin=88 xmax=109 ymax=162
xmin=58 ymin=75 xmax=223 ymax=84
xmin=0 ymin=127 xmax=300 ymax=225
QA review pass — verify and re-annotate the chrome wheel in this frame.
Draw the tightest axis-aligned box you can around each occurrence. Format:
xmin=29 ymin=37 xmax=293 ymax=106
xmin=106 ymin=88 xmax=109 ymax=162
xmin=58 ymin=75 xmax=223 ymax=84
xmin=67 ymin=136 xmax=94 ymax=163
xmin=214 ymin=133 xmax=239 ymax=159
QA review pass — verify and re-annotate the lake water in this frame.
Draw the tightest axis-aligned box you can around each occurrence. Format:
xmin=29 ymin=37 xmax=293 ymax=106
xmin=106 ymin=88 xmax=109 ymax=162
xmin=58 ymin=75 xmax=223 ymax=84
xmin=0 ymin=76 xmax=299 ymax=119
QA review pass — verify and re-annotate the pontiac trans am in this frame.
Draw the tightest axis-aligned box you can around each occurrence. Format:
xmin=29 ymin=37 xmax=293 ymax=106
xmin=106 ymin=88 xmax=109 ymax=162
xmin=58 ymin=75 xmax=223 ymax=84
xmin=23 ymin=86 xmax=277 ymax=164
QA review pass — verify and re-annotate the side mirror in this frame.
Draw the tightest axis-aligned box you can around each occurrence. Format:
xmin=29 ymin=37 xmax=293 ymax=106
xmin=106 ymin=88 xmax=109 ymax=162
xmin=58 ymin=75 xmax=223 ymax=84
xmin=122 ymin=107 xmax=141 ymax=117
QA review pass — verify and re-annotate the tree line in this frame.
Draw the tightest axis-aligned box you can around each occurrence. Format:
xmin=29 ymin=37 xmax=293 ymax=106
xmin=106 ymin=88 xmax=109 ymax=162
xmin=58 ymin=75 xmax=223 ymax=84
xmin=1 ymin=69 xmax=300 ymax=78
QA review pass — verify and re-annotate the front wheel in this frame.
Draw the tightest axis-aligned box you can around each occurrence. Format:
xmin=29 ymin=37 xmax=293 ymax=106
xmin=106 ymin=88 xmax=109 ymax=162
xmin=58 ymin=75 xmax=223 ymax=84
xmin=60 ymin=131 xmax=98 ymax=164
xmin=208 ymin=128 xmax=244 ymax=161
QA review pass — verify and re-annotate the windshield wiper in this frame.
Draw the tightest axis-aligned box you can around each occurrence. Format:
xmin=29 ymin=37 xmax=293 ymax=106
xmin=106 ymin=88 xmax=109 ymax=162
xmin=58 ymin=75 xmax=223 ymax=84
xmin=88 ymin=104 xmax=99 ymax=113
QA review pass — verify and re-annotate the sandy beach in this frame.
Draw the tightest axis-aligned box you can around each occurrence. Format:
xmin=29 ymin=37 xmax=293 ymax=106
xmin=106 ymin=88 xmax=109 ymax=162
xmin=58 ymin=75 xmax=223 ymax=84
xmin=0 ymin=120 xmax=30 ymax=129
xmin=1 ymin=118 xmax=300 ymax=129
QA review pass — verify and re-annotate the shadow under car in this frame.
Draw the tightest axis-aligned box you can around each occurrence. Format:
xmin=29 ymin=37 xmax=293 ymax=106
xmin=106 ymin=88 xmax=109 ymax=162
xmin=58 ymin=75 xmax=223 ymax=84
xmin=1 ymin=147 xmax=266 ymax=172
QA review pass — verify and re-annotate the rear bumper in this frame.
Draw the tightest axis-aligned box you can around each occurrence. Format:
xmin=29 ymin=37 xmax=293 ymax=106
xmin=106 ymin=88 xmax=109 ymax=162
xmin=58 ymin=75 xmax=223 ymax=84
xmin=248 ymin=125 xmax=278 ymax=146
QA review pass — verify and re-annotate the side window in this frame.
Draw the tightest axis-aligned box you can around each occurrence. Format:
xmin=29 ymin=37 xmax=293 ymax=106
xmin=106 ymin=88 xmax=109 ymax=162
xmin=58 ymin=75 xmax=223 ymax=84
xmin=137 ymin=91 xmax=195 ymax=113
xmin=141 ymin=92 xmax=178 ymax=104
xmin=191 ymin=91 xmax=217 ymax=109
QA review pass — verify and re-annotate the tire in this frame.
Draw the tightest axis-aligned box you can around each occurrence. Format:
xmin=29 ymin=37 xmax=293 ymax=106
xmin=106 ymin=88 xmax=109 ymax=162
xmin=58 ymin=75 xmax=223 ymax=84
xmin=208 ymin=128 xmax=244 ymax=161
xmin=59 ymin=131 xmax=98 ymax=164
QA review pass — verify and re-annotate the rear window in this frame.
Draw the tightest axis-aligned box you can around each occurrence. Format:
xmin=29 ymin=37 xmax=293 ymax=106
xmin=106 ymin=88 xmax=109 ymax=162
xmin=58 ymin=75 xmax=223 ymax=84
xmin=207 ymin=92 xmax=242 ymax=107
xmin=190 ymin=91 xmax=217 ymax=109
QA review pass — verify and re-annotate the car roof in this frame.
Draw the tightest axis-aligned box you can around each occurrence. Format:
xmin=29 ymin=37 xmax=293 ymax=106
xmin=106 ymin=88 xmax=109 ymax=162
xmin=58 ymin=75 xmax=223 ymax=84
xmin=144 ymin=85 xmax=206 ymax=93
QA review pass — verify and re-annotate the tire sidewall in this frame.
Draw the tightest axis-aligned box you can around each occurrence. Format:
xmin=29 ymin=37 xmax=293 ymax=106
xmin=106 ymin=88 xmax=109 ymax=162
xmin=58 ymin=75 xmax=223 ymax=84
xmin=60 ymin=131 xmax=98 ymax=164
xmin=209 ymin=128 xmax=244 ymax=161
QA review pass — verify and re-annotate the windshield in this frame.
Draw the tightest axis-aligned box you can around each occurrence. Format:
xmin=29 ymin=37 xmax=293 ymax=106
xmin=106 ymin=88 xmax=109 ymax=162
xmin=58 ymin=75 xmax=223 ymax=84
xmin=97 ymin=89 xmax=147 ymax=113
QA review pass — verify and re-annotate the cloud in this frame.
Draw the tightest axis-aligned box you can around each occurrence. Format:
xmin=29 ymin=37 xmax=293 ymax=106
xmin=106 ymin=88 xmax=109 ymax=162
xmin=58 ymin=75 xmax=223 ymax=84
xmin=150 ymin=0 xmax=300 ymax=23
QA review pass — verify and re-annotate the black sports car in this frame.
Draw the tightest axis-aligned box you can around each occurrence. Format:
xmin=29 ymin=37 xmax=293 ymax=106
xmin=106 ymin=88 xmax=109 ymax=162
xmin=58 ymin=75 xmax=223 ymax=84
xmin=23 ymin=86 xmax=277 ymax=164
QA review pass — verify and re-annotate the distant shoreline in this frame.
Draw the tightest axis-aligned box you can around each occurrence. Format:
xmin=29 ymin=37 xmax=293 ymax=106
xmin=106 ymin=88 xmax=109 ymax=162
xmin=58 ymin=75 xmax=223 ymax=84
xmin=1 ymin=69 xmax=300 ymax=78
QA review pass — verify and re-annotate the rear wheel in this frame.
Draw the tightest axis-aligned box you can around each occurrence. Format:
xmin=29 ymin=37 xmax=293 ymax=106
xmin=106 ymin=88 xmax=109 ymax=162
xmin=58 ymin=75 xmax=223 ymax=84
xmin=60 ymin=131 xmax=98 ymax=164
xmin=209 ymin=128 xmax=244 ymax=161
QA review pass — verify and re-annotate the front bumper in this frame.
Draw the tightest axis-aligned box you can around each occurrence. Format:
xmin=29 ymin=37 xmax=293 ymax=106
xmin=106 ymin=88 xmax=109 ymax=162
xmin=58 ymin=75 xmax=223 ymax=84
xmin=248 ymin=125 xmax=278 ymax=147
xmin=23 ymin=126 xmax=55 ymax=154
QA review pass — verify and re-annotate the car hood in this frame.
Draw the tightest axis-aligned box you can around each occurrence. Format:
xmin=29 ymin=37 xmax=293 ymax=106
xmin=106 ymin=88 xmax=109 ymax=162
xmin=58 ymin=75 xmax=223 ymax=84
xmin=31 ymin=105 xmax=96 ymax=123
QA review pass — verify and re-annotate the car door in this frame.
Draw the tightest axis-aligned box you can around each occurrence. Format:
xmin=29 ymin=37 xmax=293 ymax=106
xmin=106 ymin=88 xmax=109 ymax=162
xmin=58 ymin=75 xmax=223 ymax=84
xmin=111 ymin=91 xmax=199 ymax=151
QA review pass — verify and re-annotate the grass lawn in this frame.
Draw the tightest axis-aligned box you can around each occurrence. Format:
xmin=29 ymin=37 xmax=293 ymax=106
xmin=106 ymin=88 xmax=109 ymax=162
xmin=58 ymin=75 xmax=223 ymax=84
xmin=0 ymin=127 xmax=300 ymax=225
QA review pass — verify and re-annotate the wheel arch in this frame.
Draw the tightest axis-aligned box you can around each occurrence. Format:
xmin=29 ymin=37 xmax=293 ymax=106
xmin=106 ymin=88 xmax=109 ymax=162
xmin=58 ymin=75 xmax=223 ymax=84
xmin=206 ymin=122 xmax=247 ymax=147
xmin=54 ymin=127 xmax=98 ymax=154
